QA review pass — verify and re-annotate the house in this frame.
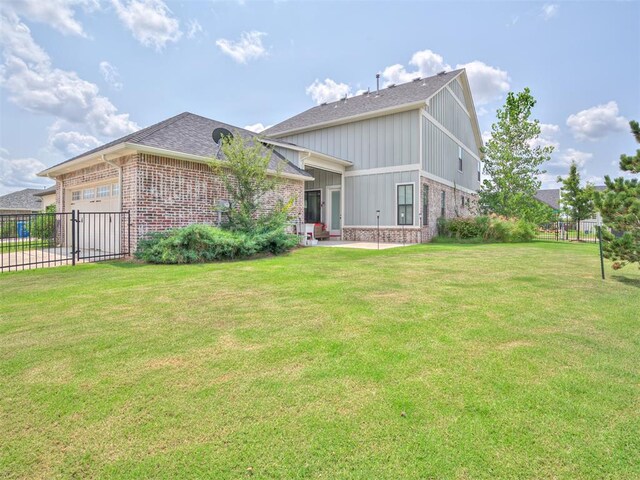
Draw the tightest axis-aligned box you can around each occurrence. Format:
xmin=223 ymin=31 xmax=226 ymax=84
xmin=38 ymin=69 xmax=482 ymax=249
xmin=33 ymin=186 xmax=57 ymax=210
xmin=264 ymin=68 xmax=483 ymax=242
xmin=535 ymin=186 xmax=606 ymax=222
xmin=0 ymin=188 xmax=54 ymax=214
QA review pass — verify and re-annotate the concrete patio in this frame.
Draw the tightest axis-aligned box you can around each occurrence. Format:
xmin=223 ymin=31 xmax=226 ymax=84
xmin=314 ymin=240 xmax=409 ymax=250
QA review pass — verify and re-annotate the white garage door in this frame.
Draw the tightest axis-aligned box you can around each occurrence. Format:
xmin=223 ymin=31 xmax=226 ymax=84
xmin=67 ymin=182 xmax=121 ymax=253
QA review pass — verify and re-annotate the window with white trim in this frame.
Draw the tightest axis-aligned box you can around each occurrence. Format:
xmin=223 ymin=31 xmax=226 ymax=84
xmin=97 ymin=185 xmax=110 ymax=198
xmin=458 ymin=146 xmax=463 ymax=172
xmin=72 ymin=191 xmax=80 ymax=201
xmin=397 ymin=184 xmax=414 ymax=226
xmin=112 ymin=183 xmax=120 ymax=196
xmin=82 ymin=188 xmax=95 ymax=200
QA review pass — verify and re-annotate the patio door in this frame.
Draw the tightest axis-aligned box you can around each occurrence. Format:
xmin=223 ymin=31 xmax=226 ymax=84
xmin=326 ymin=186 xmax=341 ymax=237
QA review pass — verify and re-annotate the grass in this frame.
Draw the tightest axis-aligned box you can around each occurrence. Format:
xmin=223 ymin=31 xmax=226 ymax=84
xmin=1 ymin=242 xmax=638 ymax=479
xmin=0 ymin=239 xmax=56 ymax=253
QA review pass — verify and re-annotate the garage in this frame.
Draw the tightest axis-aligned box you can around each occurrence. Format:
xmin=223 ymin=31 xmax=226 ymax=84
xmin=66 ymin=181 xmax=122 ymax=254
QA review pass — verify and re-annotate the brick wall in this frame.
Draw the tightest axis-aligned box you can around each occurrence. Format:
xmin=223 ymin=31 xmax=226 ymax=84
xmin=420 ymin=176 xmax=479 ymax=241
xmin=53 ymin=153 xmax=304 ymax=252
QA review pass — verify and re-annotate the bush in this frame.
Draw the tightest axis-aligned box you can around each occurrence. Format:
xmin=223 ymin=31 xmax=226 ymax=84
xmin=436 ymin=215 xmax=536 ymax=243
xmin=135 ymin=224 xmax=297 ymax=264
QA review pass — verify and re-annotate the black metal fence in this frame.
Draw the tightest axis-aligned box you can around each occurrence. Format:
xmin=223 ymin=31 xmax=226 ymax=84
xmin=536 ymin=219 xmax=602 ymax=243
xmin=1 ymin=210 xmax=130 ymax=272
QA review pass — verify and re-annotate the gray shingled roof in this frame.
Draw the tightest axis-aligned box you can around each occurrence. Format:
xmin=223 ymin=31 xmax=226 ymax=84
xmin=0 ymin=188 xmax=44 ymax=211
xmin=33 ymin=186 xmax=56 ymax=197
xmin=45 ymin=112 xmax=311 ymax=178
xmin=534 ymin=189 xmax=561 ymax=210
xmin=264 ymin=69 xmax=463 ymax=136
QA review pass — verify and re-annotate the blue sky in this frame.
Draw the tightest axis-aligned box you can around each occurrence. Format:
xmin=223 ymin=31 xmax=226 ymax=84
xmin=1 ymin=0 xmax=638 ymax=194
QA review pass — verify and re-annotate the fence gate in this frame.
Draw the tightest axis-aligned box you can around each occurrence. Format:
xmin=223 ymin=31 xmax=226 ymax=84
xmin=0 ymin=210 xmax=130 ymax=272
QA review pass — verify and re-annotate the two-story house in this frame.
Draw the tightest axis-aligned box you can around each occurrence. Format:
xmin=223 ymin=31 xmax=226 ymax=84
xmin=38 ymin=69 xmax=482 ymax=250
xmin=264 ymin=68 xmax=483 ymax=242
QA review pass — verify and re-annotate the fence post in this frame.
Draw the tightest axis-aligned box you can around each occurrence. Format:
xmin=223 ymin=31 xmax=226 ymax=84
xmin=71 ymin=210 xmax=76 ymax=266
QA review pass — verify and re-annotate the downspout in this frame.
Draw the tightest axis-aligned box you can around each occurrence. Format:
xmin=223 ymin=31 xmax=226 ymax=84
xmin=103 ymin=154 xmax=123 ymax=210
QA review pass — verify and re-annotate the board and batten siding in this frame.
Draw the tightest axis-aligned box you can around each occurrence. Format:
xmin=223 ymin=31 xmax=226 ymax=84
xmin=422 ymin=118 xmax=480 ymax=191
xmin=272 ymin=146 xmax=300 ymax=168
xmin=279 ymin=110 xmax=420 ymax=170
xmin=426 ymin=85 xmax=478 ymax=157
xmin=448 ymin=78 xmax=466 ymax=106
xmin=345 ymin=170 xmax=418 ymax=226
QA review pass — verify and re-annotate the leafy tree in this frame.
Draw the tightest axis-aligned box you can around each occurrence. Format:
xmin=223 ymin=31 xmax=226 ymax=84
xmin=480 ymin=88 xmax=553 ymax=221
xmin=595 ymin=120 xmax=640 ymax=269
xmin=557 ymin=162 xmax=595 ymax=241
xmin=210 ymin=133 xmax=293 ymax=234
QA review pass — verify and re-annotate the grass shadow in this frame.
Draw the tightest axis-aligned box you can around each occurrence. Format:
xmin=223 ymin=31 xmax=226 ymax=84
xmin=611 ymin=275 xmax=640 ymax=288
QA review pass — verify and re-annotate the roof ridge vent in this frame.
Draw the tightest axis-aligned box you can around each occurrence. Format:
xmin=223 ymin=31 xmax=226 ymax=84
xmin=320 ymin=102 xmax=327 ymax=106
xmin=413 ymin=77 xmax=421 ymax=82
xmin=437 ymin=70 xmax=447 ymax=75
xmin=388 ymin=83 xmax=396 ymax=88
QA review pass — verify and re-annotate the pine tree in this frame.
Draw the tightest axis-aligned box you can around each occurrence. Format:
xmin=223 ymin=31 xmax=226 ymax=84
xmin=557 ymin=162 xmax=595 ymax=241
xmin=480 ymin=88 xmax=553 ymax=221
xmin=595 ymin=120 xmax=640 ymax=269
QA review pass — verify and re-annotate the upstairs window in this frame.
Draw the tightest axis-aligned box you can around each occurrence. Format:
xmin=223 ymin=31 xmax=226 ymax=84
xmin=477 ymin=161 xmax=481 ymax=181
xmin=458 ymin=146 xmax=463 ymax=172
xmin=441 ymin=191 xmax=446 ymax=217
xmin=422 ymin=185 xmax=429 ymax=226
xmin=397 ymin=184 xmax=414 ymax=226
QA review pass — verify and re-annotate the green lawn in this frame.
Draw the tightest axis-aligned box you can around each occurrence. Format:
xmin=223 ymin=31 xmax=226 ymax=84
xmin=1 ymin=242 xmax=638 ymax=479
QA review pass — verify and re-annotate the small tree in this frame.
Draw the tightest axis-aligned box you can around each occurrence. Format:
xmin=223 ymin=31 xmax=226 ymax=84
xmin=595 ymin=120 xmax=640 ymax=269
xmin=480 ymin=88 xmax=553 ymax=222
xmin=557 ymin=162 xmax=595 ymax=241
xmin=211 ymin=133 xmax=293 ymax=234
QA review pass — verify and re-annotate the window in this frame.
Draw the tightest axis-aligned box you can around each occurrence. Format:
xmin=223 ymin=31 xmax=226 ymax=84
xmin=477 ymin=161 xmax=481 ymax=181
xmin=458 ymin=146 xmax=463 ymax=172
xmin=304 ymin=190 xmax=321 ymax=223
xmin=422 ymin=185 xmax=429 ymax=226
xmin=97 ymin=185 xmax=110 ymax=198
xmin=440 ymin=190 xmax=446 ymax=217
xmin=112 ymin=183 xmax=120 ymax=196
xmin=71 ymin=191 xmax=80 ymax=201
xmin=397 ymin=184 xmax=414 ymax=225
xmin=82 ymin=188 xmax=95 ymax=200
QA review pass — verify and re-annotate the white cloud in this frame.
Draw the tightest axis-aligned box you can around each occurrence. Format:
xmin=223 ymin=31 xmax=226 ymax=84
xmin=305 ymin=78 xmax=351 ymax=105
xmin=529 ymin=123 xmax=560 ymax=150
xmin=186 ymin=19 xmax=203 ymax=39
xmin=542 ymin=4 xmax=559 ymax=20
xmin=381 ymin=49 xmax=451 ymax=86
xmin=99 ymin=61 xmax=123 ymax=90
xmin=377 ymin=50 xmax=509 ymax=106
xmin=0 ymin=150 xmax=50 ymax=195
xmin=537 ymin=172 xmax=560 ymax=189
xmin=111 ymin=0 xmax=182 ymax=51
xmin=455 ymin=60 xmax=510 ymax=106
xmin=566 ymin=101 xmax=628 ymax=141
xmin=0 ymin=12 xmax=138 ymax=138
xmin=553 ymin=148 xmax=593 ymax=168
xmin=4 ymin=0 xmax=98 ymax=38
xmin=243 ymin=123 xmax=272 ymax=133
xmin=215 ymin=31 xmax=267 ymax=64
xmin=47 ymin=126 xmax=102 ymax=156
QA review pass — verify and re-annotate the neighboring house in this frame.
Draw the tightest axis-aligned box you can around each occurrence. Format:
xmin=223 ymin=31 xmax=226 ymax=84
xmin=0 ymin=188 xmax=52 ymax=214
xmin=33 ymin=186 xmax=57 ymax=210
xmin=264 ymin=68 xmax=483 ymax=242
xmin=38 ymin=69 xmax=483 ymax=249
xmin=535 ymin=186 xmax=605 ymax=222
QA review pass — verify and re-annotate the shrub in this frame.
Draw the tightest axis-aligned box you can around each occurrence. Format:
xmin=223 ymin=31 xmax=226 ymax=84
xmin=135 ymin=224 xmax=297 ymax=264
xmin=436 ymin=215 xmax=536 ymax=243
